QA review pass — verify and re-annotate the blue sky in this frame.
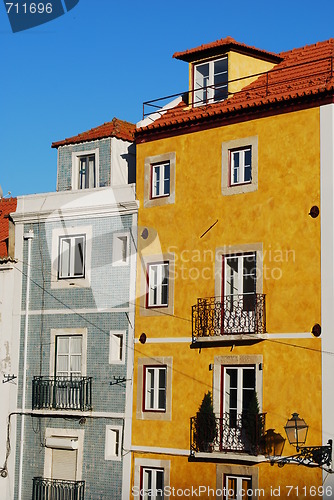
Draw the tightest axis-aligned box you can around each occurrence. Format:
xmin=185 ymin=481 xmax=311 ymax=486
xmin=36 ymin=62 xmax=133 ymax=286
xmin=1 ymin=0 xmax=334 ymax=197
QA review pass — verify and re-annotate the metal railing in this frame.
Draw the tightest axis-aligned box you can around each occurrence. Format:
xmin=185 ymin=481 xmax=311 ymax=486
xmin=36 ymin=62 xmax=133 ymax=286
xmin=32 ymin=376 xmax=92 ymax=411
xmin=192 ymin=294 xmax=266 ymax=340
xmin=32 ymin=478 xmax=85 ymax=500
xmin=190 ymin=412 xmax=266 ymax=455
xmin=142 ymin=55 xmax=334 ymax=118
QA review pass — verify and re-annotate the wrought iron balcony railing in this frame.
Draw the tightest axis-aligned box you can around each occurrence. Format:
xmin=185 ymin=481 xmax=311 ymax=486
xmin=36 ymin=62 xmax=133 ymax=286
xmin=32 ymin=477 xmax=85 ymax=500
xmin=190 ymin=412 xmax=266 ymax=456
xmin=32 ymin=376 xmax=92 ymax=411
xmin=192 ymin=294 xmax=266 ymax=340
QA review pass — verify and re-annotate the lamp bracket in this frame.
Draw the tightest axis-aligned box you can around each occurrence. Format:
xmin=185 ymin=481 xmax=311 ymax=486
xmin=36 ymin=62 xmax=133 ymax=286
xmin=273 ymin=440 xmax=332 ymax=468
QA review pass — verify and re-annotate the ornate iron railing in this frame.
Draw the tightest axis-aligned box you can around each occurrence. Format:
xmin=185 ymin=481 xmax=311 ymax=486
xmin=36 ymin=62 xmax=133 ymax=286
xmin=32 ymin=477 xmax=85 ymax=500
xmin=190 ymin=412 xmax=266 ymax=455
xmin=32 ymin=376 xmax=92 ymax=411
xmin=192 ymin=294 xmax=266 ymax=339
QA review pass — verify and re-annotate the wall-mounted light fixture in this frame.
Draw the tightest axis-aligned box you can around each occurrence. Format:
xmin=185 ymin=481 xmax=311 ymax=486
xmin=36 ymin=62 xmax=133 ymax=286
xmin=273 ymin=413 xmax=332 ymax=468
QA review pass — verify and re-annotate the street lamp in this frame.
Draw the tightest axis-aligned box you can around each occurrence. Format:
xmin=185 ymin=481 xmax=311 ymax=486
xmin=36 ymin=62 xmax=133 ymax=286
xmin=284 ymin=413 xmax=308 ymax=451
xmin=273 ymin=413 xmax=332 ymax=468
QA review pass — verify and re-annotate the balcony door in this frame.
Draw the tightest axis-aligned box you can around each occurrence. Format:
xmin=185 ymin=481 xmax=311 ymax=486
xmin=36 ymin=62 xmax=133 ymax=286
xmin=222 ymin=253 xmax=256 ymax=333
xmin=55 ymin=335 xmax=82 ymax=408
xmin=221 ymin=366 xmax=256 ymax=451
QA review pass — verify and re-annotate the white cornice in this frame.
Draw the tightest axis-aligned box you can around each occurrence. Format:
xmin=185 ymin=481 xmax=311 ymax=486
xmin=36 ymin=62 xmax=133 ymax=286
xmin=12 ymin=185 xmax=139 ymax=223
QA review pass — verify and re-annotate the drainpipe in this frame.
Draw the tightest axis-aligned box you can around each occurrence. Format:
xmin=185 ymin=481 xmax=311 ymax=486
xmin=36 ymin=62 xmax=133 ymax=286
xmin=18 ymin=229 xmax=34 ymax=500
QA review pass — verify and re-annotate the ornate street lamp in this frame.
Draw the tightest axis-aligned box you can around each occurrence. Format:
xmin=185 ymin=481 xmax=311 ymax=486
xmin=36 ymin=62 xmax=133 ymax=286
xmin=273 ymin=413 xmax=332 ymax=468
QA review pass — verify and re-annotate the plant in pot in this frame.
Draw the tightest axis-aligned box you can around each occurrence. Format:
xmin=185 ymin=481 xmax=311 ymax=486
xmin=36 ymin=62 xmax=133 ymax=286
xmin=194 ymin=391 xmax=217 ymax=452
xmin=242 ymin=392 xmax=264 ymax=455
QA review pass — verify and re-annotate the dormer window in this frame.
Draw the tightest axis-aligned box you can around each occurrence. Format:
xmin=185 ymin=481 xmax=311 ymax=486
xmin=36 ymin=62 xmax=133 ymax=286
xmin=71 ymin=148 xmax=99 ymax=190
xmin=79 ymin=154 xmax=96 ymax=189
xmin=193 ymin=57 xmax=228 ymax=106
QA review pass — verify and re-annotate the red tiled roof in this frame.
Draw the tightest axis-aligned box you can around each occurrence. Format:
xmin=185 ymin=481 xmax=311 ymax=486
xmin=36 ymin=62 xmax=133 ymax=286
xmin=173 ymin=36 xmax=282 ymax=63
xmin=138 ymin=38 xmax=334 ymax=136
xmin=0 ymin=198 xmax=17 ymax=258
xmin=52 ymin=117 xmax=135 ymax=148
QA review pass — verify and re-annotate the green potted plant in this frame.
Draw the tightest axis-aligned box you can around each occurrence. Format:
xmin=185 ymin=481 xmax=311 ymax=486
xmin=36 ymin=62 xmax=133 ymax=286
xmin=194 ymin=392 xmax=217 ymax=452
xmin=242 ymin=392 xmax=264 ymax=455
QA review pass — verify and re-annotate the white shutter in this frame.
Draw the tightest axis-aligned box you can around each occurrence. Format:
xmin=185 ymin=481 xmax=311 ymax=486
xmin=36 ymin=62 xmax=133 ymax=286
xmin=51 ymin=448 xmax=77 ymax=480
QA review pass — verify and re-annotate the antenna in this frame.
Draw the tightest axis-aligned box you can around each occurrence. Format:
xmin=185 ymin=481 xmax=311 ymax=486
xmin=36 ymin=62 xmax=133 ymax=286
xmin=0 ymin=185 xmax=3 ymax=199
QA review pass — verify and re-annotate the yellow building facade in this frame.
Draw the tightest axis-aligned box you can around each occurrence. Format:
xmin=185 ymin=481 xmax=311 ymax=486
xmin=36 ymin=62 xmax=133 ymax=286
xmin=131 ymin=37 xmax=332 ymax=499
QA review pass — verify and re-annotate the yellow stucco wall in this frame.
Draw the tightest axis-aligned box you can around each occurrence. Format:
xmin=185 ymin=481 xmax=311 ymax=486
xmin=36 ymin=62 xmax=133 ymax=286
xmin=132 ymin=106 xmax=322 ymax=496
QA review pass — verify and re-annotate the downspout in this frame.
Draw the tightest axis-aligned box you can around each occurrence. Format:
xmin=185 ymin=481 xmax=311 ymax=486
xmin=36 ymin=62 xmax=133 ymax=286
xmin=18 ymin=229 xmax=34 ymax=500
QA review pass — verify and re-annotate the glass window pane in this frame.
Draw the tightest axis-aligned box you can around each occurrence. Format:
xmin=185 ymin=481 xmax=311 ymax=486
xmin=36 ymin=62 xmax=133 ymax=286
xmin=57 ymin=337 xmax=69 ymax=354
xmin=74 ymin=238 xmax=84 ymax=276
xmin=70 ymin=336 xmax=82 ymax=354
xmin=70 ymin=355 xmax=81 ymax=374
xmin=227 ymin=477 xmax=237 ymax=499
xmin=60 ymin=238 xmax=70 ymax=277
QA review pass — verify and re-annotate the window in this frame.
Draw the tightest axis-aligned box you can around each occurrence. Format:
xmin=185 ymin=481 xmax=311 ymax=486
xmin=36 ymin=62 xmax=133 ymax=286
xmin=223 ymin=366 xmax=256 ymax=425
xmin=72 ymin=149 xmax=99 ymax=190
xmin=141 ymin=467 xmax=164 ymax=500
xmin=144 ymin=366 xmax=166 ymax=412
xmin=109 ymin=331 xmax=125 ymax=364
xmin=147 ymin=262 xmax=169 ymax=307
xmin=151 ymin=162 xmax=170 ymax=198
xmin=137 ymin=357 xmax=172 ymax=421
xmin=112 ymin=232 xmax=129 ymax=266
xmin=225 ymin=475 xmax=252 ymax=500
xmin=56 ymin=335 xmax=82 ymax=377
xmin=216 ymin=464 xmax=258 ymax=500
xmin=222 ymin=136 xmax=258 ymax=196
xmin=58 ymin=235 xmax=85 ymax=279
xmin=224 ymin=253 xmax=256 ymax=311
xmin=230 ymin=147 xmax=252 ymax=185
xmin=105 ymin=426 xmax=122 ymax=460
xmin=144 ymin=153 xmax=175 ymax=208
xmin=194 ymin=57 xmax=228 ymax=106
xmin=78 ymin=154 xmax=96 ymax=189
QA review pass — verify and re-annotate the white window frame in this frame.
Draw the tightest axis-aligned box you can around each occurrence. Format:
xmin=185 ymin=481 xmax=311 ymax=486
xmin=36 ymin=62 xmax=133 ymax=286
xmin=109 ymin=330 xmax=125 ymax=364
xmin=144 ymin=152 xmax=176 ymax=208
xmin=58 ymin=234 xmax=86 ymax=279
xmin=212 ymin=355 xmax=263 ymax=418
xmin=50 ymin=328 xmax=87 ymax=377
xmin=105 ymin=425 xmax=122 ymax=461
xmin=193 ymin=56 xmax=228 ymax=106
xmin=134 ymin=459 xmax=170 ymax=500
xmin=112 ymin=232 xmax=130 ymax=266
xmin=72 ymin=148 xmax=99 ymax=190
xmin=225 ymin=474 xmax=252 ymax=500
xmin=151 ymin=161 xmax=170 ymax=198
xmin=147 ymin=262 xmax=169 ymax=308
xmin=230 ymin=147 xmax=252 ymax=186
xmin=223 ymin=365 xmax=256 ymax=416
xmin=44 ymin=428 xmax=84 ymax=481
xmin=137 ymin=358 xmax=172 ymax=421
xmin=222 ymin=136 xmax=258 ymax=196
xmin=144 ymin=366 xmax=167 ymax=412
xmin=216 ymin=465 xmax=258 ymax=500
xmin=51 ymin=226 xmax=92 ymax=290
xmin=55 ymin=334 xmax=83 ymax=377
xmin=141 ymin=467 xmax=164 ymax=500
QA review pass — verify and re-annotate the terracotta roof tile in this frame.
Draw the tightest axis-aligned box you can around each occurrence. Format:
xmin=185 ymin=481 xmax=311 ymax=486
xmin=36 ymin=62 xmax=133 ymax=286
xmin=173 ymin=36 xmax=282 ymax=63
xmin=52 ymin=117 xmax=135 ymax=148
xmin=0 ymin=197 xmax=17 ymax=258
xmin=138 ymin=38 xmax=334 ymax=135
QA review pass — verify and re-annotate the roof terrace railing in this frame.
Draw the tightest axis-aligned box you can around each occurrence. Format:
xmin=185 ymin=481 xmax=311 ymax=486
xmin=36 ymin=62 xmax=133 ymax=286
xmin=142 ymin=56 xmax=334 ymax=120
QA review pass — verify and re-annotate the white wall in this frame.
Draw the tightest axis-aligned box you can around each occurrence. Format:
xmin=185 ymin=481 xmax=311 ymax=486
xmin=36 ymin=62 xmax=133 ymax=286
xmin=320 ymin=103 xmax=334 ymax=494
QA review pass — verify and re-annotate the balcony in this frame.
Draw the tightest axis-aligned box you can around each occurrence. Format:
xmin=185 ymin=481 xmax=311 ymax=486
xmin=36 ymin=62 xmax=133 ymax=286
xmin=190 ymin=412 xmax=266 ymax=459
xmin=32 ymin=376 xmax=92 ymax=411
xmin=192 ymin=294 xmax=266 ymax=342
xmin=32 ymin=477 xmax=85 ymax=500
